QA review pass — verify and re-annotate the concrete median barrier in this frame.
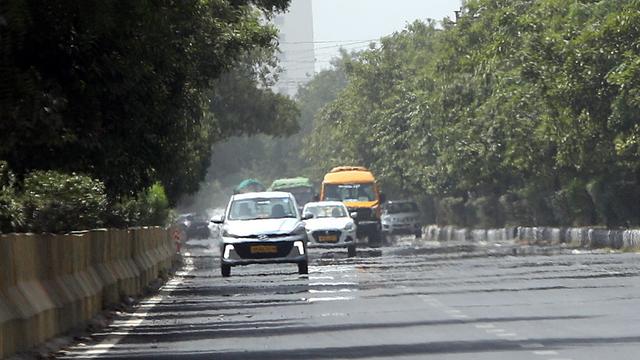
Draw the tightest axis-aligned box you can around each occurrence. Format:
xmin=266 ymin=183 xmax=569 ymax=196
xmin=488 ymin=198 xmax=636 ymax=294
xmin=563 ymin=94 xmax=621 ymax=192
xmin=424 ymin=225 xmax=517 ymax=243
xmin=0 ymin=227 xmax=175 ymax=359
xmin=424 ymin=224 xmax=640 ymax=252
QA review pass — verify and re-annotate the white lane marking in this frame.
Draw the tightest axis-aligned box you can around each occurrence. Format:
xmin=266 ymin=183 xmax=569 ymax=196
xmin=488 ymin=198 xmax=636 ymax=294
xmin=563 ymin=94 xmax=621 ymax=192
xmin=497 ymin=333 xmax=518 ymax=337
xmin=487 ymin=328 xmax=506 ymax=333
xmin=308 ymin=289 xmax=356 ymax=293
xmin=309 ymin=282 xmax=357 ymax=286
xmin=309 ymin=275 xmax=334 ymax=280
xmin=475 ymin=324 xmax=495 ymax=329
xmin=452 ymin=314 xmax=470 ymax=319
xmin=520 ymin=343 xmax=546 ymax=349
xmin=69 ymin=252 xmax=195 ymax=358
xmin=307 ymin=296 xmax=355 ymax=303
xmin=320 ymin=312 xmax=347 ymax=317
xmin=533 ymin=350 xmax=558 ymax=356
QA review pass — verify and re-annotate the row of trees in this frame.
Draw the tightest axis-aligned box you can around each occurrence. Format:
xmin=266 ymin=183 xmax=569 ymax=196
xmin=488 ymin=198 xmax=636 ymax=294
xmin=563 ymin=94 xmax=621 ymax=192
xmin=1 ymin=0 xmax=300 ymax=231
xmin=303 ymin=0 xmax=640 ymax=228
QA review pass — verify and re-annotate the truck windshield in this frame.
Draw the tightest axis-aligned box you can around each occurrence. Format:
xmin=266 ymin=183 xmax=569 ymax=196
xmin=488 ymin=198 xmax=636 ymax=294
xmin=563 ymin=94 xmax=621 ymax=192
xmin=285 ymin=187 xmax=315 ymax=207
xmin=324 ymin=183 xmax=376 ymax=202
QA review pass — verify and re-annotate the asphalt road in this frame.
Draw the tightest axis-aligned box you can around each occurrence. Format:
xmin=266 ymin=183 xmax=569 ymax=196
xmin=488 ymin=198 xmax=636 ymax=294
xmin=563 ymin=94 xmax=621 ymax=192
xmin=59 ymin=236 xmax=640 ymax=360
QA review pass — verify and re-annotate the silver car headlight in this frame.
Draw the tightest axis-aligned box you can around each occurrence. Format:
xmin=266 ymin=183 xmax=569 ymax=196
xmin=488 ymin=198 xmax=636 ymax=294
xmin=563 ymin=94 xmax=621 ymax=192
xmin=344 ymin=222 xmax=355 ymax=231
xmin=291 ymin=224 xmax=307 ymax=236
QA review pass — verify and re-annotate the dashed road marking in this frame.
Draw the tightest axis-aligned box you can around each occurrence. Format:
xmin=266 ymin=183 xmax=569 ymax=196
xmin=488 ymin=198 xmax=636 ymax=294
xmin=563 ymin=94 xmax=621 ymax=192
xmin=475 ymin=323 xmax=495 ymax=329
xmin=533 ymin=350 xmax=559 ymax=356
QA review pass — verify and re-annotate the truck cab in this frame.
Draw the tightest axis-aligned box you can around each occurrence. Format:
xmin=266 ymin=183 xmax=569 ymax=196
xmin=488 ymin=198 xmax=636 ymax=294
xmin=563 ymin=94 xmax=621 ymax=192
xmin=269 ymin=177 xmax=316 ymax=210
xmin=320 ymin=166 xmax=385 ymax=246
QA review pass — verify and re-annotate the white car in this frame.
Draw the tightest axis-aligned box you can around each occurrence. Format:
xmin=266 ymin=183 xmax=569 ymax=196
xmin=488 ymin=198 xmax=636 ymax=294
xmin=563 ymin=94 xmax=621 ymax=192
xmin=303 ymin=201 xmax=357 ymax=257
xmin=381 ymin=200 xmax=423 ymax=238
xmin=211 ymin=192 xmax=310 ymax=277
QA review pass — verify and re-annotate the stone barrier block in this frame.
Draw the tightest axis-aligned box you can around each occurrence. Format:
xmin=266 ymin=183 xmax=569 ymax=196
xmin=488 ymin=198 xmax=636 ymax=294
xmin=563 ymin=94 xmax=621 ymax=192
xmin=623 ymin=230 xmax=640 ymax=248
xmin=470 ymin=229 xmax=487 ymax=242
xmin=0 ymin=227 xmax=172 ymax=358
xmin=453 ymin=228 xmax=468 ymax=242
xmin=589 ymin=229 xmax=611 ymax=248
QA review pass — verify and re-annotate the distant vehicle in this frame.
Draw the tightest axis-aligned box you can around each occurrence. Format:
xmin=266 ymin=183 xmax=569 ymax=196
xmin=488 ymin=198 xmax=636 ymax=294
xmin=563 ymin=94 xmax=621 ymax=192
xmin=320 ymin=166 xmax=385 ymax=246
xmin=269 ymin=177 xmax=316 ymax=209
xmin=381 ymin=200 xmax=423 ymax=238
xmin=211 ymin=192 xmax=310 ymax=277
xmin=233 ymin=178 xmax=267 ymax=194
xmin=176 ymin=213 xmax=210 ymax=239
xmin=303 ymin=201 xmax=357 ymax=257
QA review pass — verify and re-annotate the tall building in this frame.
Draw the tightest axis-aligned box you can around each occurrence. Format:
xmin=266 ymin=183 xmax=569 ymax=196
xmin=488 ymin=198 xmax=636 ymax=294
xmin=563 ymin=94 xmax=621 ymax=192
xmin=273 ymin=0 xmax=315 ymax=97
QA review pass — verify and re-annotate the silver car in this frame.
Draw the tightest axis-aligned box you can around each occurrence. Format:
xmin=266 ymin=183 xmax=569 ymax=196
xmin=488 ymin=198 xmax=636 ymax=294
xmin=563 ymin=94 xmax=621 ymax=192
xmin=381 ymin=200 xmax=423 ymax=238
xmin=211 ymin=192 xmax=310 ymax=277
xmin=303 ymin=201 xmax=357 ymax=257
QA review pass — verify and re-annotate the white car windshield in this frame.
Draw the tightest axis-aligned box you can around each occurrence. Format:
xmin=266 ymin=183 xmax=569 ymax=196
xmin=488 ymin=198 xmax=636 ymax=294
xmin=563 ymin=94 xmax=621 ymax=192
xmin=228 ymin=197 xmax=297 ymax=220
xmin=304 ymin=204 xmax=348 ymax=218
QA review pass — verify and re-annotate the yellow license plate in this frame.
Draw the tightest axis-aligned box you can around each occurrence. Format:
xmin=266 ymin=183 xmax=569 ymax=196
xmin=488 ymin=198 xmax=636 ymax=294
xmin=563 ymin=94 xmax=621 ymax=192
xmin=250 ymin=245 xmax=278 ymax=254
xmin=318 ymin=235 xmax=337 ymax=242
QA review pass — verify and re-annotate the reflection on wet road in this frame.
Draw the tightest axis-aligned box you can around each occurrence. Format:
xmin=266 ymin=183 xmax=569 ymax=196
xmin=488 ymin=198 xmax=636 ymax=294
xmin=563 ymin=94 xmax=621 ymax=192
xmin=60 ymin=237 xmax=640 ymax=359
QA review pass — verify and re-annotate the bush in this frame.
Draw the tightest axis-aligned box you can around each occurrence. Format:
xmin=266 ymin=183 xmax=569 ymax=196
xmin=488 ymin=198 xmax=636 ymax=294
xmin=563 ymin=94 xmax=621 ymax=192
xmin=22 ymin=171 xmax=107 ymax=233
xmin=107 ymin=182 xmax=170 ymax=227
xmin=587 ymin=179 xmax=640 ymax=228
xmin=437 ymin=197 xmax=467 ymax=226
xmin=551 ymin=180 xmax=596 ymax=227
xmin=499 ymin=192 xmax=532 ymax=226
xmin=0 ymin=161 xmax=23 ymax=233
xmin=467 ymin=196 xmax=503 ymax=228
xmin=139 ymin=182 xmax=170 ymax=226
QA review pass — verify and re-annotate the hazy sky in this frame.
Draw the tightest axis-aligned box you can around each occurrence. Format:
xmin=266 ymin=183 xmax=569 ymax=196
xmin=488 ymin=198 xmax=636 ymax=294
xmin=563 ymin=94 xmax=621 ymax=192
xmin=312 ymin=0 xmax=462 ymax=70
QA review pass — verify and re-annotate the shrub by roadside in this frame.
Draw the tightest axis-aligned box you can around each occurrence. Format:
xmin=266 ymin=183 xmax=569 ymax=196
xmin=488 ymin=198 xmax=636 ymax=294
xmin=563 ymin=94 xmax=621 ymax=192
xmin=0 ymin=161 xmax=24 ymax=233
xmin=22 ymin=171 xmax=108 ymax=233
xmin=107 ymin=182 xmax=171 ymax=228
xmin=0 ymin=162 xmax=172 ymax=234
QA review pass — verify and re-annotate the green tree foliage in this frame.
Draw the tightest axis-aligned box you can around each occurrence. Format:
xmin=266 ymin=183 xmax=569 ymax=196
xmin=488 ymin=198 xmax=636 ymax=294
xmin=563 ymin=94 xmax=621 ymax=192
xmin=180 ymin=53 xmax=352 ymax=212
xmin=0 ymin=0 xmax=295 ymax=204
xmin=305 ymin=0 xmax=640 ymax=228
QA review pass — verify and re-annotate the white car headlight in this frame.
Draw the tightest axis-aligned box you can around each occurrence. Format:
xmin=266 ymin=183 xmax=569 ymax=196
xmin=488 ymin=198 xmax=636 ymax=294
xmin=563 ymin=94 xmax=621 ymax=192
xmin=344 ymin=222 xmax=355 ymax=231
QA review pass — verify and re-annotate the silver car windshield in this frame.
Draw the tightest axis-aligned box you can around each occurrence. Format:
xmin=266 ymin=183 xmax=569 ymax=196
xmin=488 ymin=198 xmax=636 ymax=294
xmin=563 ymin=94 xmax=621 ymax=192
xmin=385 ymin=202 xmax=419 ymax=214
xmin=228 ymin=197 xmax=297 ymax=221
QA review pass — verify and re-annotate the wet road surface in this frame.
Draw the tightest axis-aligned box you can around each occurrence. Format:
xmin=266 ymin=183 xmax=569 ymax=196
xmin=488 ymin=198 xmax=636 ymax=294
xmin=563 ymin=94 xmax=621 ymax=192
xmin=59 ymin=237 xmax=640 ymax=359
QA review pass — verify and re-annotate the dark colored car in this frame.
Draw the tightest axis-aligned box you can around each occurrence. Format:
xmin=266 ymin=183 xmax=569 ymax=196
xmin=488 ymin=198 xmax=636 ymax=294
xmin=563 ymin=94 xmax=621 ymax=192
xmin=176 ymin=213 xmax=211 ymax=239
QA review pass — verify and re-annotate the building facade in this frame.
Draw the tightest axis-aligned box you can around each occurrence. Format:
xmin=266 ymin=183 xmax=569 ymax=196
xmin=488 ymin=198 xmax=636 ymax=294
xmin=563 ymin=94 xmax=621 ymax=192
xmin=273 ymin=0 xmax=315 ymax=97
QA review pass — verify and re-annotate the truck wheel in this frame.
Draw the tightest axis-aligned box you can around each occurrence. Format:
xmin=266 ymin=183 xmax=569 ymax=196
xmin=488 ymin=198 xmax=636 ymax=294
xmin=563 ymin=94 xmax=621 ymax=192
xmin=298 ymin=261 xmax=309 ymax=275
xmin=221 ymin=264 xmax=231 ymax=277
xmin=347 ymin=244 xmax=357 ymax=257
xmin=368 ymin=230 xmax=382 ymax=247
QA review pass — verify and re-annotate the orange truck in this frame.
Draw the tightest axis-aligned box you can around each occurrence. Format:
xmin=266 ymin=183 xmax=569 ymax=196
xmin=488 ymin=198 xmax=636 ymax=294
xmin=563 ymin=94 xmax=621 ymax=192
xmin=320 ymin=166 xmax=385 ymax=245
